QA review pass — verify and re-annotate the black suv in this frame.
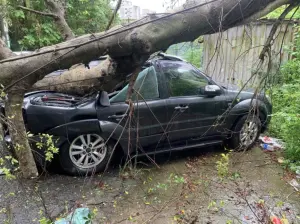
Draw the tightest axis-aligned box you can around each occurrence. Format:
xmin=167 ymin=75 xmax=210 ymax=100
xmin=9 ymin=54 xmax=272 ymax=175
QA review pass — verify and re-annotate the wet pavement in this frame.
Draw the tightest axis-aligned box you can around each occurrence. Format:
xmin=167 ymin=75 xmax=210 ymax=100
xmin=0 ymin=146 xmax=299 ymax=223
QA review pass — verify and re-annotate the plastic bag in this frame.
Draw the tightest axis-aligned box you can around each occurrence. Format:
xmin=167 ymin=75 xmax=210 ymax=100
xmin=54 ymin=208 xmax=91 ymax=224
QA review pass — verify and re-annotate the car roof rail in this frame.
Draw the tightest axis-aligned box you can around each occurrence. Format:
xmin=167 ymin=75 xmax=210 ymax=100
xmin=157 ymin=53 xmax=186 ymax=62
xmin=99 ymin=55 xmax=108 ymax=60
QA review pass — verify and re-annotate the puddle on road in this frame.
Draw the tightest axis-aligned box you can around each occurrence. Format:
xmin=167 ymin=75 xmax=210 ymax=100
xmin=0 ymin=147 xmax=299 ymax=223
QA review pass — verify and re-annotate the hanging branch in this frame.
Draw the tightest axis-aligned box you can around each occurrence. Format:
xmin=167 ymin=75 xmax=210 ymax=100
xmin=106 ymin=0 xmax=122 ymax=31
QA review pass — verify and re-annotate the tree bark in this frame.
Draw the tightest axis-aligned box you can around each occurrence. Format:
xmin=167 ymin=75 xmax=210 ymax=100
xmin=5 ymin=93 xmax=39 ymax=178
xmin=32 ymin=58 xmax=129 ymax=95
xmin=0 ymin=38 xmax=38 ymax=178
xmin=0 ymin=38 xmax=14 ymax=60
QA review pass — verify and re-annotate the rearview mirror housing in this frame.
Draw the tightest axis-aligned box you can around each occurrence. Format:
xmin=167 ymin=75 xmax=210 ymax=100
xmin=201 ymin=85 xmax=222 ymax=97
xmin=99 ymin=91 xmax=110 ymax=107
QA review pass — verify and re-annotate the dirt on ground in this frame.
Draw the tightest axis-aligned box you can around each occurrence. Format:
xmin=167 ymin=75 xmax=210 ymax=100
xmin=0 ymin=146 xmax=299 ymax=224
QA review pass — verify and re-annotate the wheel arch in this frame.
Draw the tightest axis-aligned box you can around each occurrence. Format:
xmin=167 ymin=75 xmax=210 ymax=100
xmin=227 ymin=99 xmax=268 ymax=131
xmin=46 ymin=119 xmax=127 ymax=154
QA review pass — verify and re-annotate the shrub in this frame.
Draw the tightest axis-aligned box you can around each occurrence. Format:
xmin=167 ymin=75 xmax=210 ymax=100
xmin=269 ymin=25 xmax=300 ymax=170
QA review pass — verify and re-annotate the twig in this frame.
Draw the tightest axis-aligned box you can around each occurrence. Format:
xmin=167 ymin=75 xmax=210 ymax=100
xmin=126 ymin=67 xmax=141 ymax=102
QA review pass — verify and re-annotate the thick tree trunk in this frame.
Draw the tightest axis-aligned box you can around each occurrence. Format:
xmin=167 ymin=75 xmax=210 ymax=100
xmin=31 ymin=56 xmax=146 ymax=95
xmin=5 ymin=93 xmax=39 ymax=178
xmin=0 ymin=0 xmax=293 ymax=93
xmin=32 ymin=59 xmax=126 ymax=95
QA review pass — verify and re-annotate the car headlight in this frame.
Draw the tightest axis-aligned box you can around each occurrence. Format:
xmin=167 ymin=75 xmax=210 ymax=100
xmin=22 ymin=98 xmax=29 ymax=108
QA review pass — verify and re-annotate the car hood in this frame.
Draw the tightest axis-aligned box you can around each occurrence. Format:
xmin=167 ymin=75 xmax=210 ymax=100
xmin=217 ymin=81 xmax=271 ymax=112
xmin=215 ymin=81 xmax=257 ymax=93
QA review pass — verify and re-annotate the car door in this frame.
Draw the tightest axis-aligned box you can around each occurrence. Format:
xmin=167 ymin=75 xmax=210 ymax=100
xmin=159 ymin=60 xmax=227 ymax=142
xmin=97 ymin=65 xmax=169 ymax=149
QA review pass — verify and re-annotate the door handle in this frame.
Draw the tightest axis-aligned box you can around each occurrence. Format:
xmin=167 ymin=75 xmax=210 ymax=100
xmin=174 ymin=106 xmax=189 ymax=111
xmin=108 ymin=114 xmax=127 ymax=120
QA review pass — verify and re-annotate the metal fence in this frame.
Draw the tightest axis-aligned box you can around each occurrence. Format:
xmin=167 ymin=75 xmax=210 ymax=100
xmin=202 ymin=19 xmax=299 ymax=86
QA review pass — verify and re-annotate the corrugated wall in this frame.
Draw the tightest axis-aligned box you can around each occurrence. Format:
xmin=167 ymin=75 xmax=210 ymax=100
xmin=202 ymin=20 xmax=298 ymax=86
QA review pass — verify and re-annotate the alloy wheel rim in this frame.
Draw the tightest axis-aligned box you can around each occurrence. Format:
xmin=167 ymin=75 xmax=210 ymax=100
xmin=239 ymin=119 xmax=258 ymax=147
xmin=69 ymin=134 xmax=107 ymax=169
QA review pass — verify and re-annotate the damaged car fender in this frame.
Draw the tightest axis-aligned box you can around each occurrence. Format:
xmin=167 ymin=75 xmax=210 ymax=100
xmin=225 ymin=98 xmax=270 ymax=129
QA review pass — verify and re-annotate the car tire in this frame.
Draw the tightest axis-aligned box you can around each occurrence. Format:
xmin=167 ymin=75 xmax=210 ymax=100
xmin=226 ymin=114 xmax=261 ymax=151
xmin=59 ymin=133 xmax=113 ymax=176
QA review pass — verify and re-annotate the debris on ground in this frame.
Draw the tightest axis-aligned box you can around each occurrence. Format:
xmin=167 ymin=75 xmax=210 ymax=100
xmin=1 ymin=148 xmax=299 ymax=224
xmin=288 ymin=179 xmax=299 ymax=192
xmin=260 ymin=143 xmax=275 ymax=151
xmin=296 ymin=169 xmax=300 ymax=179
xmin=277 ymin=157 xmax=285 ymax=164
xmin=54 ymin=208 xmax=90 ymax=224
xmin=259 ymin=136 xmax=285 ymax=151
xmin=270 ymin=215 xmax=282 ymax=224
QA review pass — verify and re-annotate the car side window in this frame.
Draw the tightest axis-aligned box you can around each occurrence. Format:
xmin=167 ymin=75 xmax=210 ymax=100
xmin=110 ymin=66 xmax=159 ymax=103
xmin=161 ymin=61 xmax=208 ymax=97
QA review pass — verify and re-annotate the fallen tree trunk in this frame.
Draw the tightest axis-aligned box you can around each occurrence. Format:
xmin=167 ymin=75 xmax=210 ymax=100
xmin=32 ymin=57 xmax=129 ymax=95
xmin=0 ymin=0 xmax=293 ymax=93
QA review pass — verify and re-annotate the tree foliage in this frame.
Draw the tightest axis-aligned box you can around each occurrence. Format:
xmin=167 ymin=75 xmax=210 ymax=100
xmin=7 ymin=0 xmax=115 ymax=50
xmin=183 ymin=46 xmax=202 ymax=68
xmin=269 ymin=25 xmax=300 ymax=172
xmin=166 ymin=40 xmax=202 ymax=68
xmin=66 ymin=0 xmax=116 ymax=35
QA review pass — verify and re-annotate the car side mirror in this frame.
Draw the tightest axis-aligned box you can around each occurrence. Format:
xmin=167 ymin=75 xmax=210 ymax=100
xmin=201 ymin=85 xmax=222 ymax=97
xmin=99 ymin=91 xmax=110 ymax=107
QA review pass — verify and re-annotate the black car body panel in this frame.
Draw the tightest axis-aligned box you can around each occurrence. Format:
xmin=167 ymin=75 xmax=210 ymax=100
xmin=1 ymin=56 xmax=272 ymax=158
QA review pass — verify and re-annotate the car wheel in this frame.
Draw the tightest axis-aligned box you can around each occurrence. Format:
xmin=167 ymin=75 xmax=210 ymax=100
xmin=226 ymin=114 xmax=261 ymax=151
xmin=59 ymin=133 xmax=113 ymax=176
